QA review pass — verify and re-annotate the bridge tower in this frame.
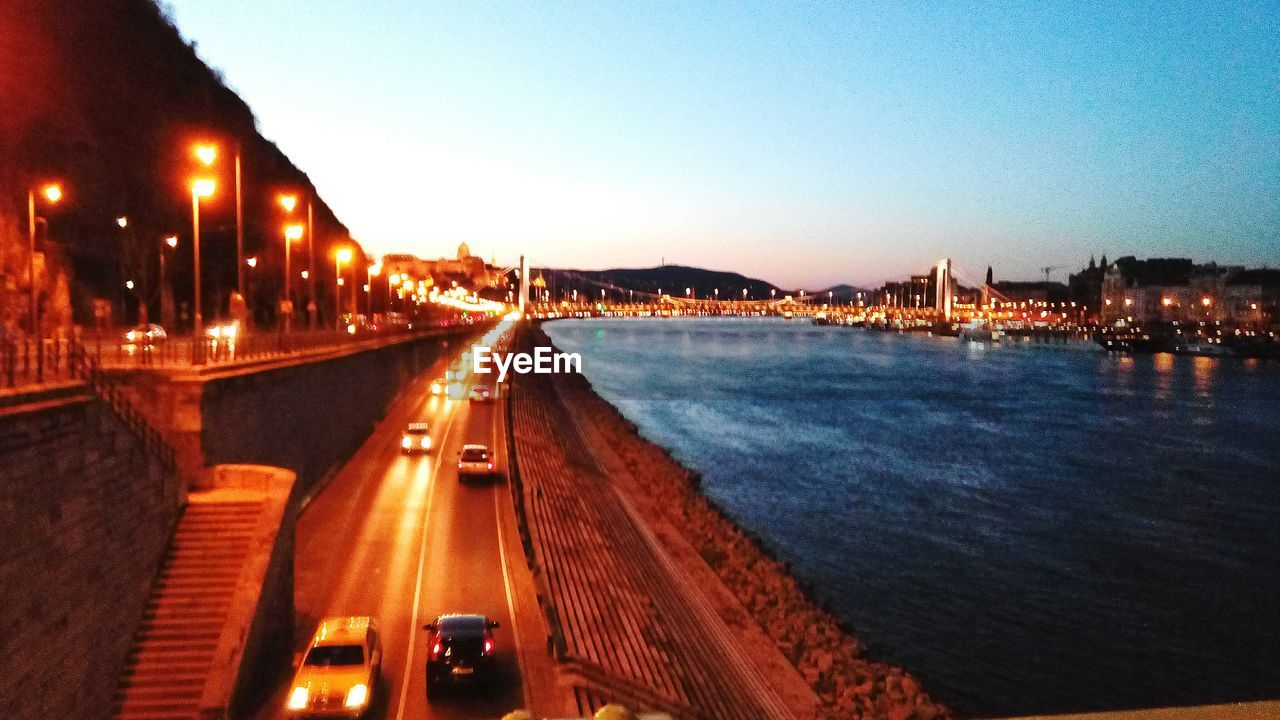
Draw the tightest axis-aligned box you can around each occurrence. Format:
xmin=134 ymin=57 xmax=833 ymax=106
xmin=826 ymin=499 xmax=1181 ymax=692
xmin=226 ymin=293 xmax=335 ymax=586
xmin=519 ymin=255 xmax=528 ymax=317
xmin=936 ymin=258 xmax=954 ymax=321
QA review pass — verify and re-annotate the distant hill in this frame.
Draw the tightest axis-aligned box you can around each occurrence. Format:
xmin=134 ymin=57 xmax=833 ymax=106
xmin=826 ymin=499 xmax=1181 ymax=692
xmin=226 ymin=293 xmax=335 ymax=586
xmin=536 ymin=264 xmax=782 ymax=301
xmin=817 ymin=283 xmax=873 ymax=303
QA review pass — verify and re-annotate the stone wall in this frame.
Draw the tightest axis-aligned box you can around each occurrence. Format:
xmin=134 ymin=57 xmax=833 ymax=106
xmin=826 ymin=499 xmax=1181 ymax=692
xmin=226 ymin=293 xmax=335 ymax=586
xmin=197 ymin=333 xmax=457 ymax=494
xmin=0 ymin=391 xmax=182 ymax=720
xmin=111 ymin=327 xmax=484 ymax=496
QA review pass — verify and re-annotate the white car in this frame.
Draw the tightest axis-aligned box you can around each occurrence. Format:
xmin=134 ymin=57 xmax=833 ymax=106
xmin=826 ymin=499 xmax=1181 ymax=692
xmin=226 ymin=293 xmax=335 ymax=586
xmin=457 ymin=444 xmax=493 ymax=477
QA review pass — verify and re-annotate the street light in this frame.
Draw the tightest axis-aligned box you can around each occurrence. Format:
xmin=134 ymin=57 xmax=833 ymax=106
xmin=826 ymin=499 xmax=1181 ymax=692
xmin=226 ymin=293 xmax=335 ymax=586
xmin=116 ymin=216 xmax=128 ymax=228
xmin=335 ymin=248 xmax=353 ymax=329
xmin=194 ymin=144 xmax=217 ymax=166
xmin=159 ymin=236 xmax=178 ymax=328
xmin=191 ymin=177 xmax=216 ymax=344
xmin=246 ymin=256 xmax=258 ymax=269
xmin=282 ymin=223 xmax=305 ymax=331
xmin=367 ymin=263 xmax=381 ymax=315
xmin=27 ymin=182 xmax=62 ymax=381
xmin=278 ymin=194 xmax=298 ymax=213
xmin=195 ymin=141 xmax=244 ymax=298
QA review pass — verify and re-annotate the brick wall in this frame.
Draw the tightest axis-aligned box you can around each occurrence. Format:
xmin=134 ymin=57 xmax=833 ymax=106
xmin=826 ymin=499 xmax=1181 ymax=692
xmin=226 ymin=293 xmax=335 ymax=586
xmin=0 ymin=393 xmax=181 ymax=720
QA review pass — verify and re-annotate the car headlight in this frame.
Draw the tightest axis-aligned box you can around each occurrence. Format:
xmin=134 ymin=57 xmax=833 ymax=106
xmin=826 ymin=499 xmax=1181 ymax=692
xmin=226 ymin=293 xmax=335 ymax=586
xmin=421 ymin=437 xmax=431 ymax=448
xmin=287 ymin=686 xmax=309 ymax=710
xmin=345 ymin=683 xmax=368 ymax=708
xmin=402 ymin=437 xmax=412 ymax=449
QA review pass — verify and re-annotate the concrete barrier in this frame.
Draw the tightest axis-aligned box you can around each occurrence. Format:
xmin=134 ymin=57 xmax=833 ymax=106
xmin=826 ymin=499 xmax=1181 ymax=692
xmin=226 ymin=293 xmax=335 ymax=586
xmin=196 ymin=464 xmax=296 ymax=720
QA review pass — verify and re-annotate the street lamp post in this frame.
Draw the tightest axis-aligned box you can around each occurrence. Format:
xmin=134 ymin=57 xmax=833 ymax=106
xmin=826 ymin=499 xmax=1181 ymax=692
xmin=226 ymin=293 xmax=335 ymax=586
xmin=278 ymin=194 xmax=299 ymax=333
xmin=190 ymin=178 xmax=216 ymax=354
xmin=350 ymin=255 xmax=359 ymax=322
xmin=307 ymin=201 xmax=316 ymax=330
xmin=283 ymin=224 xmax=304 ymax=331
xmin=367 ymin=263 xmax=381 ymax=316
xmin=27 ymin=183 xmax=61 ymax=381
xmin=235 ymin=146 xmax=244 ymax=299
xmin=161 ymin=235 xmax=177 ymax=329
xmin=335 ymin=248 xmax=352 ymax=330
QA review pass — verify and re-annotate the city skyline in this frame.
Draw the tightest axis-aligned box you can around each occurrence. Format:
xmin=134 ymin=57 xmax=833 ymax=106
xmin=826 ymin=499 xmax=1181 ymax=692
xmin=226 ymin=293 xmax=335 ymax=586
xmin=167 ymin=1 xmax=1279 ymax=288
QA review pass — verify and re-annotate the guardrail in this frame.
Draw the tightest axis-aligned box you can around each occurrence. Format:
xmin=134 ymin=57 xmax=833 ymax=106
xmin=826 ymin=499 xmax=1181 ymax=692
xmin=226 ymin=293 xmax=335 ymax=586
xmin=65 ymin=338 xmax=178 ymax=478
xmin=96 ymin=322 xmax=477 ymax=369
xmin=1 ymin=334 xmax=76 ymax=388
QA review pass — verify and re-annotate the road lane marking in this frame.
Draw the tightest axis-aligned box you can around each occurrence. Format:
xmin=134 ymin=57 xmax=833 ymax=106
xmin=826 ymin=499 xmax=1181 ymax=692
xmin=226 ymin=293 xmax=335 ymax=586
xmin=491 ymin=397 xmax=535 ymax=711
xmin=393 ymin=393 xmax=462 ymax=720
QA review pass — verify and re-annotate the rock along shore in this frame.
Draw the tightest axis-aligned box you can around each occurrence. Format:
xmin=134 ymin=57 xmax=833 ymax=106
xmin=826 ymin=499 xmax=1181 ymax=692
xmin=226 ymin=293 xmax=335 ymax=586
xmin=534 ymin=322 xmax=956 ymax=720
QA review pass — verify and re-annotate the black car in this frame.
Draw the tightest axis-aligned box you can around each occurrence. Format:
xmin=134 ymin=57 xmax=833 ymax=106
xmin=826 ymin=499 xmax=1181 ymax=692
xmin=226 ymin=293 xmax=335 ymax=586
xmin=423 ymin=614 xmax=499 ymax=698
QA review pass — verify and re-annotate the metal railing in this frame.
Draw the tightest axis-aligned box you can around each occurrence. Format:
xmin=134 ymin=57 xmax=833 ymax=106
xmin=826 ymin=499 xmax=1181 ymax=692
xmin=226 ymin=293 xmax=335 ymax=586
xmin=95 ymin=321 xmax=475 ymax=369
xmin=66 ymin=338 xmax=178 ymax=476
xmin=1 ymin=333 xmax=77 ymax=389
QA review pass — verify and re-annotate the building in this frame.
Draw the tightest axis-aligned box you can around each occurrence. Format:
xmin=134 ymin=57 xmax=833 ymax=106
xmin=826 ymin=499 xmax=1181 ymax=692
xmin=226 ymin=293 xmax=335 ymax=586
xmin=1100 ymin=257 xmax=1279 ymax=326
xmin=1068 ymin=256 xmax=1107 ymax=320
xmin=381 ymin=243 xmax=492 ymax=292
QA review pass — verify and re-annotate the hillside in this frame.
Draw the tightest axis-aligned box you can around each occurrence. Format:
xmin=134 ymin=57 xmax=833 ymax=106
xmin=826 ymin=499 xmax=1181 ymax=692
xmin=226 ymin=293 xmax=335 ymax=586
xmin=0 ymin=0 xmax=362 ymax=330
xmin=539 ymin=264 xmax=782 ymax=301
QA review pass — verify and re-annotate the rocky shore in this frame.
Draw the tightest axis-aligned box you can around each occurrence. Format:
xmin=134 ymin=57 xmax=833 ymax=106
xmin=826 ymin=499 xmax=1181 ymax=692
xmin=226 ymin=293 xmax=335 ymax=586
xmin=543 ymin=328 xmax=956 ymax=720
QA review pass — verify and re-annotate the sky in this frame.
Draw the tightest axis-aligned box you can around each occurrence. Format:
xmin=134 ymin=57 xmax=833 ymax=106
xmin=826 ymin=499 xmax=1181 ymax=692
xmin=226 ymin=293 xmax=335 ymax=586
xmin=166 ymin=0 xmax=1279 ymax=289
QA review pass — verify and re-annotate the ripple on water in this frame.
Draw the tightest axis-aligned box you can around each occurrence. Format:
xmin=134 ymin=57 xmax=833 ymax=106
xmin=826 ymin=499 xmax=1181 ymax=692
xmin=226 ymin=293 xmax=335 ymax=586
xmin=544 ymin=317 xmax=1280 ymax=716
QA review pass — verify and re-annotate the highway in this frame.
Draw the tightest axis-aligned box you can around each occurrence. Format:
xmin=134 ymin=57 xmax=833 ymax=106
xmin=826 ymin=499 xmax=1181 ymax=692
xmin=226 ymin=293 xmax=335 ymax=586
xmin=257 ymin=326 xmax=555 ymax=719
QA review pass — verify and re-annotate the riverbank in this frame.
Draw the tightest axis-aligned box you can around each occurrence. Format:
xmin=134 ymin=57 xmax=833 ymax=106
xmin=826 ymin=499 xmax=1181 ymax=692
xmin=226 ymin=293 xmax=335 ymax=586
xmin=530 ymin=322 xmax=954 ymax=720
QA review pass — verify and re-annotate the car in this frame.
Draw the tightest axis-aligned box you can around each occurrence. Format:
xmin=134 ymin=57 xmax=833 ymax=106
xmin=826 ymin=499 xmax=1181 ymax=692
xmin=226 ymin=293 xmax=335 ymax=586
xmin=468 ymin=385 xmax=492 ymax=402
xmin=429 ymin=377 xmax=447 ymax=396
xmin=423 ymin=614 xmax=499 ymax=698
xmin=286 ymin=616 xmax=381 ymax=717
xmin=457 ymin=444 xmax=493 ymax=477
xmin=401 ymin=422 xmax=432 ymax=453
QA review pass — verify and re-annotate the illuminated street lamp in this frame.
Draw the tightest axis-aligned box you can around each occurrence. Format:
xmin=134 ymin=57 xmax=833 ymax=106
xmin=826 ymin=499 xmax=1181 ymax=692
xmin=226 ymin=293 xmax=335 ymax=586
xmin=282 ymin=223 xmax=305 ymax=331
xmin=367 ymin=263 xmax=381 ymax=315
xmin=116 ymin=216 xmax=128 ymax=228
xmin=191 ymin=177 xmax=216 ymax=344
xmin=335 ymin=248 xmax=353 ymax=329
xmin=157 ymin=235 xmax=179 ymax=328
xmin=27 ymin=183 xmax=62 ymax=381
xmin=194 ymin=141 xmax=245 ymax=298
xmin=246 ymin=256 xmax=258 ymax=269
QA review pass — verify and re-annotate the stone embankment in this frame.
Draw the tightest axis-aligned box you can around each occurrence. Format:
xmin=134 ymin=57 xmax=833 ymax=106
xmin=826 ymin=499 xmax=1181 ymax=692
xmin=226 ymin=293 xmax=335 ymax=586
xmin=540 ymin=325 xmax=955 ymax=720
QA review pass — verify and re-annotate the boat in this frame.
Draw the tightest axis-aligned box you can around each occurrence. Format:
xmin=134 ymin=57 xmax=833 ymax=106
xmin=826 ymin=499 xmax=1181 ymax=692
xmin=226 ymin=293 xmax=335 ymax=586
xmin=1174 ymin=341 xmax=1235 ymax=357
xmin=958 ymin=320 xmax=1001 ymax=342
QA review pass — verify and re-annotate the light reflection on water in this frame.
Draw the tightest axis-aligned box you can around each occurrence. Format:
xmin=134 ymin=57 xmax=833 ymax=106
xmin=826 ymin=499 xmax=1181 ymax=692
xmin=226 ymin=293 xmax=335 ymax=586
xmin=545 ymin=317 xmax=1280 ymax=717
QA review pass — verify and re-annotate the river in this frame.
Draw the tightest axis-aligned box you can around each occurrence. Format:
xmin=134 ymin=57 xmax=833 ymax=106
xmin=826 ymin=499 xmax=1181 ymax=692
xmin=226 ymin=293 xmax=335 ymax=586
xmin=543 ymin=317 xmax=1280 ymax=717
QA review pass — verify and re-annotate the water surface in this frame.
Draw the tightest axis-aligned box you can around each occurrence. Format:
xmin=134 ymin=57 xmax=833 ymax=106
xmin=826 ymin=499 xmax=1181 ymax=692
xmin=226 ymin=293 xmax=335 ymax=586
xmin=544 ymin=317 xmax=1280 ymax=716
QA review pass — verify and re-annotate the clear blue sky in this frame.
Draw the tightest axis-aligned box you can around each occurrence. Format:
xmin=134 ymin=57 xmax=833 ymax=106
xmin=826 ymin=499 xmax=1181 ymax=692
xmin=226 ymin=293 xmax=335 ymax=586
xmin=168 ymin=0 xmax=1279 ymax=288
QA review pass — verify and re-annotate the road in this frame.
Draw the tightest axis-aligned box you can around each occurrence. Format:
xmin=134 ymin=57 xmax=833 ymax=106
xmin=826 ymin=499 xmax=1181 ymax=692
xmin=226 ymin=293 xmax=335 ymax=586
xmin=257 ymin=331 xmax=555 ymax=720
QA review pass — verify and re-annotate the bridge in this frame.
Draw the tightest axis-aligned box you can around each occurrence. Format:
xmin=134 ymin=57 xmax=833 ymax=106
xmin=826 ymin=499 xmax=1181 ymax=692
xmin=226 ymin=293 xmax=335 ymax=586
xmin=0 ymin=301 xmax=822 ymax=720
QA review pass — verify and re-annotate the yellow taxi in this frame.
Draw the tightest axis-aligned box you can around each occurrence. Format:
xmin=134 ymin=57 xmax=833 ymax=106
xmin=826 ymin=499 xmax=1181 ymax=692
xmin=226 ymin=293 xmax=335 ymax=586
xmin=286 ymin=616 xmax=381 ymax=717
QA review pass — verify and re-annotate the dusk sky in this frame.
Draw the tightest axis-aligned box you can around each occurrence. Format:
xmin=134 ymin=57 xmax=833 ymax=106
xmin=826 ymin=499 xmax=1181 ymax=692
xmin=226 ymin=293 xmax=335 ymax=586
xmin=168 ymin=1 xmax=1279 ymax=289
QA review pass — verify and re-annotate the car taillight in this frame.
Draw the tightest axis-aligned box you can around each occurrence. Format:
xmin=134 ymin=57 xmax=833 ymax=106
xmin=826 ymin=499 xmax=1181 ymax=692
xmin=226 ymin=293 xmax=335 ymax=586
xmin=487 ymin=462 xmax=493 ymax=470
xmin=431 ymin=642 xmax=442 ymax=659
xmin=483 ymin=639 xmax=493 ymax=654
xmin=457 ymin=462 xmax=463 ymax=469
